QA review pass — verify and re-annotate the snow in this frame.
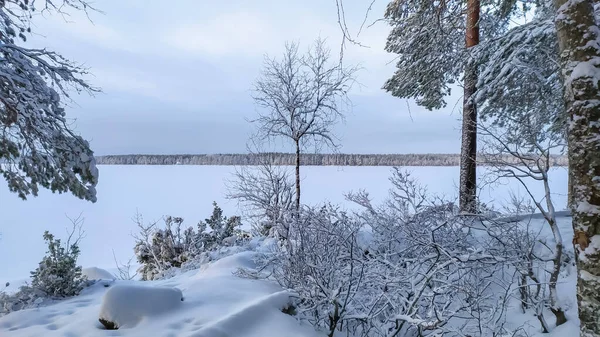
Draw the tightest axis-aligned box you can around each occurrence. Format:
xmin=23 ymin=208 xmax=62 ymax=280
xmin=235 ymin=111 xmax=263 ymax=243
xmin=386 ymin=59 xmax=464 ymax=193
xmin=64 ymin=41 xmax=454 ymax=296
xmin=98 ymin=284 xmax=183 ymax=329
xmin=575 ymin=200 xmax=600 ymax=215
xmin=580 ymin=270 xmax=600 ymax=282
xmin=0 ymin=216 xmax=580 ymax=337
xmin=0 ymin=165 xmax=575 ymax=337
xmin=570 ymin=57 xmax=600 ymax=88
xmin=0 ymin=252 xmax=319 ymax=337
xmin=81 ymin=268 xmax=114 ymax=281
xmin=0 ymin=165 xmax=569 ymax=281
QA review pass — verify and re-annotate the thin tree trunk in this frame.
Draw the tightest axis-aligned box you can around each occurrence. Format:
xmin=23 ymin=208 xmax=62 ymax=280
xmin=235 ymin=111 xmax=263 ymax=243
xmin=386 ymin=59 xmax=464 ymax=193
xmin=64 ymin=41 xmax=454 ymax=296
xmin=552 ymin=1 xmax=600 ymax=335
xmin=543 ymin=177 xmax=568 ymax=326
xmin=459 ymin=0 xmax=480 ymax=214
xmin=536 ymin=312 xmax=550 ymax=334
xmin=548 ymin=229 xmax=567 ymax=326
xmin=295 ymin=139 xmax=301 ymax=214
xmin=519 ymin=273 xmax=528 ymax=313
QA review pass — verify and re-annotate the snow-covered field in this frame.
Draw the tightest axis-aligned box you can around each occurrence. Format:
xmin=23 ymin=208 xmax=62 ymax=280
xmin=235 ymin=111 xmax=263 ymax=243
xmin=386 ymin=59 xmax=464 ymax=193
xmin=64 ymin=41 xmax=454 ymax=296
xmin=0 ymin=165 xmax=568 ymax=281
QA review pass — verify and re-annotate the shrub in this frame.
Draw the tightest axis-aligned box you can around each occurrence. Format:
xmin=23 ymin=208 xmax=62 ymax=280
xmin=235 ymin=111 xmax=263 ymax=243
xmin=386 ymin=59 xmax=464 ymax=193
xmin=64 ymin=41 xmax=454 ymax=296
xmin=254 ymin=170 xmax=531 ymax=337
xmin=1 ymin=224 xmax=87 ymax=316
xmin=134 ymin=202 xmax=250 ymax=280
xmin=30 ymin=231 xmax=86 ymax=297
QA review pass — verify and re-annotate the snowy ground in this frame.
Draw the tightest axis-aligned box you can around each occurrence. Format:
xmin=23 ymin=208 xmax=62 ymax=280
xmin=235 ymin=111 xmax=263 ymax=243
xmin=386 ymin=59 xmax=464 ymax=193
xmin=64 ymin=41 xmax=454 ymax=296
xmin=0 ymin=249 xmax=320 ymax=337
xmin=504 ymin=215 xmax=580 ymax=337
xmin=0 ymin=165 xmax=568 ymax=281
xmin=0 ymin=214 xmax=580 ymax=337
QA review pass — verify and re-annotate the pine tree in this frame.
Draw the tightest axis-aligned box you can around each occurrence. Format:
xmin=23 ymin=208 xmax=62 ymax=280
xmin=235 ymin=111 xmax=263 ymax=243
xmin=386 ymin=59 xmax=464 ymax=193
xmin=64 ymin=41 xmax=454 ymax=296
xmin=383 ymin=0 xmax=529 ymax=212
xmin=0 ymin=1 xmax=99 ymax=202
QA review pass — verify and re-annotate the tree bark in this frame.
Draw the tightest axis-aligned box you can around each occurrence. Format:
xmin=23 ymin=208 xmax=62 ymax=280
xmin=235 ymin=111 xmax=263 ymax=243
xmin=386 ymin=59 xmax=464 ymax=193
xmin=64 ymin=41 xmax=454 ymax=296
xmin=568 ymin=166 xmax=574 ymax=209
xmin=295 ymin=139 xmax=301 ymax=214
xmin=552 ymin=1 xmax=600 ymax=335
xmin=459 ymin=0 xmax=480 ymax=214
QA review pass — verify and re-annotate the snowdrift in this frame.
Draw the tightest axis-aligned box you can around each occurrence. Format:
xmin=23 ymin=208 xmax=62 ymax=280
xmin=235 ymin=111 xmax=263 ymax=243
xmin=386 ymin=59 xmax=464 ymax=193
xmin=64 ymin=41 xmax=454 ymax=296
xmin=82 ymin=267 xmax=114 ymax=281
xmin=0 ymin=252 xmax=319 ymax=337
xmin=98 ymin=284 xmax=183 ymax=329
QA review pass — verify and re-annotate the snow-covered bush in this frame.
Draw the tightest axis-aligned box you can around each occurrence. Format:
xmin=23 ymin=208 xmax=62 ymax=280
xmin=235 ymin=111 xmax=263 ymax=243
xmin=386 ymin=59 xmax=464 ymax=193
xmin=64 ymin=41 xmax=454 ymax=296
xmin=30 ymin=230 xmax=86 ymax=297
xmin=1 ymin=226 xmax=87 ymax=315
xmin=0 ymin=283 xmax=46 ymax=315
xmin=134 ymin=202 xmax=250 ymax=280
xmin=270 ymin=204 xmax=367 ymax=337
xmin=253 ymin=169 xmax=533 ymax=337
xmin=99 ymin=284 xmax=184 ymax=329
xmin=226 ymin=162 xmax=294 ymax=238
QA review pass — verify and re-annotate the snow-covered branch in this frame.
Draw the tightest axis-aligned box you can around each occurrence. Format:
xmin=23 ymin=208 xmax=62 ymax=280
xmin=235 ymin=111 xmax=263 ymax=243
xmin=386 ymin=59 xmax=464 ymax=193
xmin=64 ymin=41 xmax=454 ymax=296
xmin=0 ymin=0 xmax=100 ymax=202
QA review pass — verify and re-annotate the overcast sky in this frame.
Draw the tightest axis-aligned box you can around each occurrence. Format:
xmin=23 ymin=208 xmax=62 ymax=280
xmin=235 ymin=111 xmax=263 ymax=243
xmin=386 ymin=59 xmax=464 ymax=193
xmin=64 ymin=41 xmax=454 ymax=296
xmin=26 ymin=0 xmax=464 ymax=155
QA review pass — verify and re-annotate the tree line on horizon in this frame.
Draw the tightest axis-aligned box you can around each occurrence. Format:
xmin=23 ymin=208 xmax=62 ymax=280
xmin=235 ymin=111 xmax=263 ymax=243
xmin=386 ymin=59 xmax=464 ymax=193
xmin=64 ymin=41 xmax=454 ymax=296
xmin=95 ymin=153 xmax=569 ymax=167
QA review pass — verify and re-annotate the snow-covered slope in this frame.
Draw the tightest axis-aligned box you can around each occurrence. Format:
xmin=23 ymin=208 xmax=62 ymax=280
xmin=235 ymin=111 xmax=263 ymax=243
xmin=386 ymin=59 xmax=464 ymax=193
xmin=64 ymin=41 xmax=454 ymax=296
xmin=0 ymin=214 xmax=582 ymax=337
xmin=0 ymin=251 xmax=319 ymax=337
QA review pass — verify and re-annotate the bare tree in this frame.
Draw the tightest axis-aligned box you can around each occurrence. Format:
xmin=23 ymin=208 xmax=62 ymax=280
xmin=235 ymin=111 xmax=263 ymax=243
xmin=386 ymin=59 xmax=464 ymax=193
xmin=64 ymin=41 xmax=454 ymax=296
xmin=479 ymin=116 xmax=568 ymax=327
xmin=226 ymin=147 xmax=295 ymax=238
xmin=251 ymin=38 xmax=357 ymax=213
xmin=112 ymin=250 xmax=138 ymax=281
xmin=0 ymin=0 xmax=100 ymax=202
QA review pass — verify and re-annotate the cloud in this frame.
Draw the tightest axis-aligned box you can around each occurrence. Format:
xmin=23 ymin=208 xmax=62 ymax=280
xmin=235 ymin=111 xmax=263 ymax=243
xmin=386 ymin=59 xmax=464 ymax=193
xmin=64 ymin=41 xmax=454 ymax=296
xmin=14 ymin=0 xmax=463 ymax=154
xmin=167 ymin=12 xmax=276 ymax=56
xmin=164 ymin=8 xmax=349 ymax=59
xmin=30 ymin=8 xmax=129 ymax=52
xmin=90 ymin=68 xmax=159 ymax=96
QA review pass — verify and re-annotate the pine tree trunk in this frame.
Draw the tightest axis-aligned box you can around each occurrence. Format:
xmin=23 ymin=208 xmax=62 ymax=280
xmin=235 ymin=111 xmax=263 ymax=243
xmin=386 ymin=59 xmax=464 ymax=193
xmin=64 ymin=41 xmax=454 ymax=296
xmin=459 ymin=0 xmax=480 ymax=214
xmin=295 ymin=139 xmax=301 ymax=214
xmin=568 ymin=162 xmax=576 ymax=210
xmin=552 ymin=1 xmax=600 ymax=335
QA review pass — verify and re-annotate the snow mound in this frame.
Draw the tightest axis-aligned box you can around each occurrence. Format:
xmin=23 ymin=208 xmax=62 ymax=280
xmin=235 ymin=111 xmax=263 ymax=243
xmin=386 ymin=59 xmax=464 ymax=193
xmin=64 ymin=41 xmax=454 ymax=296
xmin=82 ymin=267 xmax=114 ymax=281
xmin=189 ymin=290 xmax=297 ymax=337
xmin=98 ymin=284 xmax=183 ymax=329
xmin=0 ymin=248 xmax=320 ymax=337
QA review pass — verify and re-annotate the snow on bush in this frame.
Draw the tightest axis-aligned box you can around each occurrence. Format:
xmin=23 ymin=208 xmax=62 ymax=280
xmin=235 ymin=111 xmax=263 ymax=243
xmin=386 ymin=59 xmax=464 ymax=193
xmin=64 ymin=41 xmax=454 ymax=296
xmin=226 ymin=162 xmax=295 ymax=237
xmin=241 ymin=169 xmax=572 ymax=337
xmin=82 ymin=267 xmax=115 ymax=281
xmin=30 ymin=230 xmax=87 ymax=298
xmin=1 ymin=227 xmax=87 ymax=316
xmin=98 ymin=284 xmax=184 ymax=329
xmin=133 ymin=202 xmax=250 ymax=280
xmin=0 ymin=283 xmax=46 ymax=315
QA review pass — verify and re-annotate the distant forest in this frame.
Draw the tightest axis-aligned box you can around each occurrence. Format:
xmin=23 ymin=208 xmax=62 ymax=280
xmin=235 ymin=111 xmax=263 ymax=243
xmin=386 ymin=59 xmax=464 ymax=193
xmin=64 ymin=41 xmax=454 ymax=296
xmin=96 ymin=153 xmax=569 ymax=167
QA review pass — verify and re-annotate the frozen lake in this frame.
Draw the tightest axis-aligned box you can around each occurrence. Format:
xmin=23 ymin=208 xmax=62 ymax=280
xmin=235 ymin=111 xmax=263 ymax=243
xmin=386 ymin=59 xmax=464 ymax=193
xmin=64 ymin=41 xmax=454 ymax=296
xmin=0 ymin=165 xmax=568 ymax=280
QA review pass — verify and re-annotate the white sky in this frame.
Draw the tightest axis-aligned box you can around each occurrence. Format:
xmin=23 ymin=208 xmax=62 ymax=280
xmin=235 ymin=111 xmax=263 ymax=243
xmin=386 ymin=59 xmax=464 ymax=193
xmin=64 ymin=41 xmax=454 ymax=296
xmin=26 ymin=0 xmax=464 ymax=155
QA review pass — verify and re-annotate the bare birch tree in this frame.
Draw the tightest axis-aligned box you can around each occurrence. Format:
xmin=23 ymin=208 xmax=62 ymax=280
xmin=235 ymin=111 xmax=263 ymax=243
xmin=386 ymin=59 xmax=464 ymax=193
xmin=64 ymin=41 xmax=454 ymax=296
xmin=251 ymin=39 xmax=357 ymax=213
xmin=480 ymin=116 xmax=568 ymax=327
